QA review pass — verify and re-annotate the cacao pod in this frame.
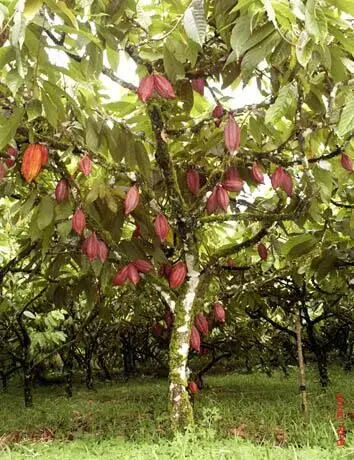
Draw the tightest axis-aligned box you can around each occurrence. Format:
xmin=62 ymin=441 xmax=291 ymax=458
xmin=341 ymin=153 xmax=353 ymax=172
xmin=215 ymin=119 xmax=222 ymax=128
xmin=127 ymin=263 xmax=140 ymax=285
xmin=112 ymin=266 xmax=129 ymax=286
xmin=222 ymin=167 xmax=243 ymax=192
xmin=0 ymin=162 xmax=7 ymax=180
xmin=186 ymin=169 xmax=200 ymax=195
xmin=152 ymin=323 xmax=164 ymax=338
xmin=153 ymin=74 xmax=176 ymax=99
xmin=160 ymin=262 xmax=172 ymax=278
xmin=212 ymin=104 xmax=224 ymax=119
xmin=251 ymin=162 xmax=264 ymax=184
xmin=188 ymin=381 xmax=199 ymax=394
xmin=132 ymin=223 xmax=141 ymax=238
xmin=21 ymin=144 xmax=44 ymax=183
xmin=216 ymin=185 xmax=229 ymax=211
xmin=137 ymin=75 xmax=155 ymax=102
xmin=5 ymin=146 xmax=17 ymax=168
xmin=164 ymin=310 xmax=174 ymax=328
xmin=190 ymin=325 xmax=201 ymax=353
xmin=271 ymin=167 xmax=293 ymax=197
xmin=97 ymin=240 xmax=109 ymax=263
xmin=168 ymin=261 xmax=187 ymax=289
xmin=124 ymin=185 xmax=140 ymax=215
xmin=213 ymin=302 xmax=225 ymax=323
xmin=154 ymin=213 xmax=170 ymax=242
xmin=39 ymin=145 xmax=49 ymax=165
xmin=195 ymin=313 xmax=209 ymax=336
xmin=133 ymin=259 xmax=154 ymax=273
xmin=55 ymin=179 xmax=70 ymax=203
xmin=207 ymin=187 xmax=219 ymax=214
xmin=258 ymin=243 xmax=268 ymax=261
xmin=72 ymin=209 xmax=86 ymax=235
xmin=191 ymin=78 xmax=205 ymax=96
xmin=84 ymin=232 xmax=99 ymax=262
xmin=224 ymin=113 xmax=240 ymax=153
xmin=79 ymin=154 xmax=92 ymax=177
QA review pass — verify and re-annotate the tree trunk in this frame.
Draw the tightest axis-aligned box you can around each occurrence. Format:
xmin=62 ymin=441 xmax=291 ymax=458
xmin=63 ymin=347 xmax=74 ymax=398
xmin=85 ymin=348 xmax=93 ymax=390
xmin=295 ymin=308 xmax=308 ymax=418
xmin=168 ymin=253 xmax=201 ymax=431
xmin=344 ymin=325 xmax=352 ymax=371
xmin=24 ymin=371 xmax=33 ymax=407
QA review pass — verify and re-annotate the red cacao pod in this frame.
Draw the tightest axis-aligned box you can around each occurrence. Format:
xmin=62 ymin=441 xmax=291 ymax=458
xmin=55 ymin=179 xmax=70 ymax=203
xmin=84 ymin=232 xmax=99 ymax=262
xmin=191 ymin=78 xmax=205 ymax=96
xmin=224 ymin=113 xmax=241 ymax=153
xmin=215 ymin=119 xmax=222 ymax=128
xmin=212 ymin=105 xmax=224 ymax=119
xmin=137 ymin=75 xmax=155 ymax=103
xmin=21 ymin=144 xmax=44 ymax=183
xmin=79 ymin=154 xmax=92 ymax=177
xmin=341 ymin=153 xmax=353 ymax=172
xmin=97 ymin=240 xmax=109 ymax=263
xmin=168 ymin=261 xmax=187 ymax=289
xmin=251 ymin=162 xmax=264 ymax=184
xmin=112 ymin=266 xmax=129 ymax=286
xmin=216 ymin=185 xmax=229 ymax=211
xmin=213 ymin=302 xmax=225 ymax=323
xmin=188 ymin=381 xmax=199 ymax=394
xmin=164 ymin=310 xmax=174 ymax=328
xmin=190 ymin=325 xmax=201 ymax=353
xmin=127 ymin=263 xmax=140 ymax=286
xmin=222 ymin=167 xmax=243 ymax=192
xmin=5 ymin=146 xmax=17 ymax=168
xmin=207 ymin=187 xmax=219 ymax=214
xmin=133 ymin=259 xmax=154 ymax=273
xmin=186 ymin=169 xmax=200 ymax=195
xmin=153 ymin=74 xmax=176 ymax=99
xmin=258 ymin=243 xmax=268 ymax=261
xmin=195 ymin=313 xmax=209 ymax=337
xmin=0 ymin=162 xmax=7 ymax=180
xmin=132 ymin=223 xmax=141 ymax=238
xmin=124 ymin=185 xmax=139 ymax=215
xmin=154 ymin=213 xmax=170 ymax=243
xmin=271 ymin=167 xmax=293 ymax=197
xmin=160 ymin=262 xmax=172 ymax=278
xmin=72 ymin=209 xmax=86 ymax=235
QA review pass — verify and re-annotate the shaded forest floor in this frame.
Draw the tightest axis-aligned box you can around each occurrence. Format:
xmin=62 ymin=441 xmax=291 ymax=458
xmin=0 ymin=366 xmax=353 ymax=459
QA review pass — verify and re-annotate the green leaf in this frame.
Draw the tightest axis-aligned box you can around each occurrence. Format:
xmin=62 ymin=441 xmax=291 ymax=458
xmin=305 ymin=0 xmax=327 ymax=44
xmin=135 ymin=141 xmax=152 ymax=180
xmin=296 ymin=31 xmax=313 ymax=67
xmin=335 ymin=92 xmax=354 ymax=139
xmin=23 ymin=0 xmax=43 ymax=20
xmin=41 ymin=89 xmax=57 ymax=128
xmin=183 ymin=0 xmax=207 ymax=46
xmin=0 ymin=106 xmax=25 ymax=150
xmin=237 ymin=23 xmax=274 ymax=57
xmin=37 ymin=196 xmax=55 ymax=230
xmin=26 ymin=99 xmax=42 ymax=121
xmin=0 ymin=47 xmax=16 ymax=69
xmin=312 ymin=166 xmax=333 ymax=203
xmin=86 ymin=117 xmax=100 ymax=152
xmin=163 ymin=44 xmax=185 ymax=82
xmin=326 ymin=0 xmax=354 ymax=16
xmin=282 ymin=234 xmax=317 ymax=259
xmin=265 ymin=83 xmax=297 ymax=125
xmin=230 ymin=15 xmax=251 ymax=60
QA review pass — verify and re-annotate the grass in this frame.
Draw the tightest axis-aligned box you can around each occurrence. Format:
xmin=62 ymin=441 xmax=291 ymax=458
xmin=0 ymin=366 xmax=353 ymax=459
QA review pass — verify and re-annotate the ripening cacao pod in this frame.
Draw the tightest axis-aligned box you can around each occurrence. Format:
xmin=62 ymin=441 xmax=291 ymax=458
xmin=213 ymin=302 xmax=225 ymax=323
xmin=215 ymin=119 xmax=222 ymax=128
xmin=97 ymin=240 xmax=109 ymax=263
xmin=154 ymin=213 xmax=170 ymax=243
xmin=152 ymin=323 xmax=164 ymax=338
xmin=207 ymin=187 xmax=219 ymax=214
xmin=112 ymin=265 xmax=129 ymax=286
xmin=21 ymin=144 xmax=45 ymax=183
xmin=195 ymin=313 xmax=209 ymax=336
xmin=133 ymin=223 xmax=141 ymax=238
xmin=190 ymin=325 xmax=201 ymax=353
xmin=127 ymin=263 xmax=140 ymax=285
xmin=164 ymin=310 xmax=174 ymax=328
xmin=224 ymin=113 xmax=241 ymax=153
xmin=124 ymin=185 xmax=139 ymax=215
xmin=137 ymin=75 xmax=155 ymax=103
xmin=153 ymin=74 xmax=176 ymax=99
xmin=0 ymin=162 xmax=7 ymax=180
xmin=271 ymin=167 xmax=293 ymax=197
xmin=188 ymin=381 xmax=199 ymax=394
xmin=72 ymin=209 xmax=86 ymax=235
xmin=133 ymin=259 xmax=154 ymax=273
xmin=55 ymin=179 xmax=70 ymax=203
xmin=5 ymin=146 xmax=17 ymax=168
xmin=160 ymin=262 xmax=172 ymax=278
xmin=84 ymin=232 xmax=99 ymax=262
xmin=216 ymin=185 xmax=229 ymax=211
xmin=168 ymin=261 xmax=187 ymax=289
xmin=222 ymin=167 xmax=243 ymax=192
xmin=192 ymin=78 xmax=205 ymax=96
xmin=258 ymin=243 xmax=268 ymax=261
xmin=79 ymin=154 xmax=92 ymax=177
xmin=186 ymin=169 xmax=200 ymax=195
xmin=251 ymin=162 xmax=264 ymax=184
xmin=212 ymin=104 xmax=224 ymax=119
xmin=341 ymin=153 xmax=353 ymax=172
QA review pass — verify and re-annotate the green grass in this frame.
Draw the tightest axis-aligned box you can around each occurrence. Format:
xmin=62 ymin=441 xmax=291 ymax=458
xmin=0 ymin=366 xmax=353 ymax=459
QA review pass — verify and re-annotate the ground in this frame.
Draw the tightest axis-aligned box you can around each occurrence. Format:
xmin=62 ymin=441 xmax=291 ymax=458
xmin=0 ymin=366 xmax=353 ymax=459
